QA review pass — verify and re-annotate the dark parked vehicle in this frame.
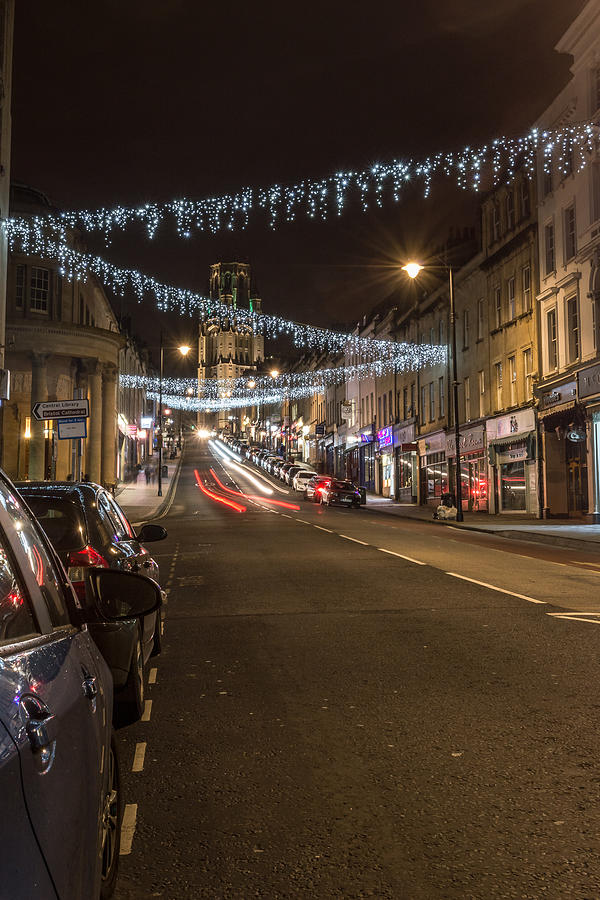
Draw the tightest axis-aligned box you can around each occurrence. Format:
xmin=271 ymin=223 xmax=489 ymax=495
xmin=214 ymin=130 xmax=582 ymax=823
xmin=16 ymin=482 xmax=167 ymax=726
xmin=320 ymin=479 xmax=362 ymax=508
xmin=0 ymin=468 xmax=162 ymax=898
xmin=305 ymin=474 xmax=332 ymax=501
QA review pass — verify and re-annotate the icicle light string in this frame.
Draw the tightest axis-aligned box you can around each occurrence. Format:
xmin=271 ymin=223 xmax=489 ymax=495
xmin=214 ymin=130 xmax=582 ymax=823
xmin=5 ymin=222 xmax=443 ymax=364
xmin=4 ymin=122 xmax=597 ymax=243
xmin=120 ymin=347 xmax=447 ymax=402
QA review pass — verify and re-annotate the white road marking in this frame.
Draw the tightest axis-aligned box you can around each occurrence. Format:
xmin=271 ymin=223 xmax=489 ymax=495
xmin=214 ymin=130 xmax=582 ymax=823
xmin=280 ymin=514 xmax=293 ymax=519
xmin=120 ymin=804 xmax=138 ymax=855
xmin=131 ymin=742 xmax=147 ymax=772
xmin=148 ymin=668 xmax=157 ymax=684
xmin=314 ymin=525 xmax=334 ymax=533
xmin=548 ymin=612 xmax=600 ymax=624
xmin=296 ymin=519 xmax=311 ymax=525
xmin=141 ymin=700 xmax=153 ymax=722
xmin=445 ymin=572 xmax=546 ymax=603
xmin=339 ymin=534 xmax=369 ymax=545
xmin=379 ymin=548 xmax=426 ymax=565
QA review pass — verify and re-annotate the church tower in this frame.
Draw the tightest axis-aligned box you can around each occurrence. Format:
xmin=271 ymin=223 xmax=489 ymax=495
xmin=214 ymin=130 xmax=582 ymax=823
xmin=198 ymin=262 xmax=264 ymax=432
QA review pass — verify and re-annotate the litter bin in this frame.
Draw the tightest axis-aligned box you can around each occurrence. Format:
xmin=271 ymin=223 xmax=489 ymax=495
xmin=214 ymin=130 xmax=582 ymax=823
xmin=359 ymin=486 xmax=367 ymax=505
xmin=161 ymin=465 xmax=168 ymax=479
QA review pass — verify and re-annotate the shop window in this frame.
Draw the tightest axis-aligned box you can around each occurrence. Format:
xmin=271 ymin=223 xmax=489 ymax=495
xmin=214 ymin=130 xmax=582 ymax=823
xmin=547 ymin=308 xmax=558 ymax=369
xmin=501 ymin=460 xmax=527 ymax=511
xmin=522 ymin=265 xmax=531 ymax=312
xmin=567 ymin=295 xmax=579 ymax=362
xmin=564 ymin=205 xmax=576 ymax=262
xmin=424 ymin=451 xmax=448 ymax=503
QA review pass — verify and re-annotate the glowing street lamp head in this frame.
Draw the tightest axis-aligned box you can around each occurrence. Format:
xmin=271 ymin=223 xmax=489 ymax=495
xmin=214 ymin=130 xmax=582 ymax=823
xmin=186 ymin=387 xmax=194 ymax=395
xmin=270 ymin=369 xmax=279 ymax=379
xmin=402 ymin=262 xmax=423 ymax=279
xmin=178 ymin=345 xmax=191 ymax=356
xmin=246 ymin=379 xmax=256 ymax=389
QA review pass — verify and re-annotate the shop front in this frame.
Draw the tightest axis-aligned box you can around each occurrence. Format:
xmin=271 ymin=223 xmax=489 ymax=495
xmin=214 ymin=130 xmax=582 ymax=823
xmin=446 ymin=424 xmax=487 ymax=512
xmin=393 ymin=421 xmax=417 ymax=503
xmin=376 ymin=426 xmax=394 ymax=497
xmin=487 ymin=408 xmax=538 ymax=515
xmin=536 ymin=380 xmax=584 ymax=517
xmin=346 ymin=427 xmax=375 ymax=490
xmin=418 ymin=430 xmax=448 ymax=507
xmin=577 ymin=363 xmax=600 ymax=522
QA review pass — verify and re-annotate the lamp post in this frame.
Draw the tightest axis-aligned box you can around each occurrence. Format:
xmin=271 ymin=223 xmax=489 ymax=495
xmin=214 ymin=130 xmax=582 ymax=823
xmin=269 ymin=369 xmax=279 ymax=450
xmin=157 ymin=338 xmax=191 ymax=497
xmin=402 ymin=262 xmax=464 ymax=521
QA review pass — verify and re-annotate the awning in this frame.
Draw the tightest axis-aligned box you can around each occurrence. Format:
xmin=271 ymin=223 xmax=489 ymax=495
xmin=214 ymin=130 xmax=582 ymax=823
xmin=488 ymin=429 xmax=535 ymax=448
xmin=537 ymin=401 xmax=576 ymax=420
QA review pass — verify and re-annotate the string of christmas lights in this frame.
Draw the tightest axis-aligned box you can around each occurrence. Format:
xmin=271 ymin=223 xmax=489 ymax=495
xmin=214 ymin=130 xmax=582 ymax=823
xmin=5 ymin=122 xmax=596 ymax=242
xmin=5 ymin=222 xmax=443 ymax=364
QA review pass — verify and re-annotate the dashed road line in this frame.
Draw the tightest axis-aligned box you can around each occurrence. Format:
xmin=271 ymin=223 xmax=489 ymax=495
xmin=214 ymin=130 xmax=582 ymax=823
xmin=379 ymin=548 xmax=426 ymax=565
xmin=131 ymin=742 xmax=147 ymax=773
xmin=141 ymin=700 xmax=153 ymax=722
xmin=148 ymin=667 xmax=157 ymax=684
xmin=339 ymin=534 xmax=369 ymax=545
xmin=314 ymin=525 xmax=334 ymax=533
xmin=548 ymin=612 xmax=600 ymax=624
xmin=445 ymin=572 xmax=546 ymax=604
xmin=120 ymin=804 xmax=138 ymax=855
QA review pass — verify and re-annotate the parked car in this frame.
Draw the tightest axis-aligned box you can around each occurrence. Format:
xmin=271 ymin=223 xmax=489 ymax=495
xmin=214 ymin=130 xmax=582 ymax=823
xmin=293 ymin=470 xmax=315 ymax=492
xmin=0 ymin=468 xmax=162 ymax=898
xmin=16 ymin=481 xmax=167 ymax=727
xmin=320 ymin=479 xmax=363 ymax=508
xmin=285 ymin=464 xmax=314 ymax=485
xmin=305 ymin=474 xmax=332 ymax=501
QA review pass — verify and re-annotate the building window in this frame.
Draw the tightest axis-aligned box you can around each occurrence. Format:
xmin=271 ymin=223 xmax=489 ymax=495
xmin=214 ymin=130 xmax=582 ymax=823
xmin=522 ymin=265 xmax=531 ymax=312
xmin=564 ymin=205 xmax=576 ymax=262
xmin=495 ymin=362 xmax=503 ymax=410
xmin=430 ymin=327 xmax=435 ymax=345
xmin=520 ymin=179 xmax=530 ymax=219
xmin=523 ymin=348 xmax=533 ymax=398
xmin=594 ymin=300 xmax=597 ymax=352
xmin=410 ymin=384 xmax=415 ymax=418
xmin=544 ymin=222 xmax=555 ymax=275
xmin=463 ymin=309 xmax=470 ymax=348
xmin=389 ymin=390 xmax=393 ymax=422
xmin=547 ymin=308 xmax=558 ymax=370
xmin=403 ymin=387 xmax=408 ymax=420
xmin=439 ymin=319 xmax=445 ymax=344
xmin=567 ymin=295 xmax=579 ymax=362
xmin=382 ymin=393 xmax=387 ymax=425
xmin=420 ymin=386 xmax=426 ymax=422
xmin=30 ymin=267 xmax=49 ymax=313
xmin=495 ymin=286 xmax=502 ymax=329
xmin=593 ymin=164 xmax=600 ymax=223
xmin=439 ymin=376 xmax=445 ymax=418
xmin=492 ymin=205 xmax=501 ymax=241
xmin=506 ymin=191 xmax=514 ymax=230
xmin=543 ymin=166 xmax=553 ymax=198
xmin=378 ymin=395 xmax=382 ymax=425
xmin=464 ymin=376 xmax=471 ymax=422
xmin=509 ymin=355 xmax=517 ymax=406
xmin=429 ymin=382 xmax=435 ymax=422
xmin=508 ymin=277 xmax=516 ymax=320
xmin=15 ymin=265 xmax=25 ymax=308
xmin=477 ymin=298 xmax=484 ymax=340
xmin=478 ymin=370 xmax=485 ymax=418
xmin=594 ymin=67 xmax=600 ymax=113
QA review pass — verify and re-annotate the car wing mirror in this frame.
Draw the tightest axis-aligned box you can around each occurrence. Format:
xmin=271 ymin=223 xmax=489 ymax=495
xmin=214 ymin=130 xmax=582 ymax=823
xmin=83 ymin=568 xmax=163 ymax=621
xmin=136 ymin=523 xmax=168 ymax=543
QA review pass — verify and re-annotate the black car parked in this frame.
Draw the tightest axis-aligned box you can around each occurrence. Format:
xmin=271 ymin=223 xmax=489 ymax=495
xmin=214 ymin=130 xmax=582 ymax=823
xmin=16 ymin=481 xmax=167 ymax=726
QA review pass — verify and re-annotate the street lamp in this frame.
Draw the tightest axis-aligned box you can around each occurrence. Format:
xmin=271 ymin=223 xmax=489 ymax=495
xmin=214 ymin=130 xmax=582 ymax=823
xmin=158 ymin=335 xmax=192 ymax=497
xmin=402 ymin=262 xmax=464 ymax=522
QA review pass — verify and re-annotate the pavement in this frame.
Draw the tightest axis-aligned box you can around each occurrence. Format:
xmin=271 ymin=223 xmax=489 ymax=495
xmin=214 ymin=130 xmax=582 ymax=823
xmin=116 ymin=453 xmax=183 ymax=525
xmin=365 ymin=492 xmax=600 ymax=550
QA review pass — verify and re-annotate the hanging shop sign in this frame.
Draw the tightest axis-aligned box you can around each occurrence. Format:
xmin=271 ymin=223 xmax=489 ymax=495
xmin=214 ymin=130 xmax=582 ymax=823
xmin=341 ymin=402 xmax=353 ymax=419
xmin=538 ymin=381 xmax=576 ymax=410
xmin=393 ymin=422 xmax=415 ymax=446
xmin=377 ymin=426 xmax=393 ymax=447
xmin=360 ymin=428 xmax=374 ymax=443
xmin=487 ymin=408 xmax=535 ymax=441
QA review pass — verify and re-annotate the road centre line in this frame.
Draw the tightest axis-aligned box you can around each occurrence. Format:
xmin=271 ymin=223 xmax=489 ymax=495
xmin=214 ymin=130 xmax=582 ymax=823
xmin=339 ymin=534 xmax=369 ymax=545
xmin=378 ymin=548 xmax=426 ymax=565
xmin=148 ymin=668 xmax=157 ymax=684
xmin=141 ymin=700 xmax=152 ymax=722
xmin=120 ymin=804 xmax=138 ymax=855
xmin=131 ymin=742 xmax=147 ymax=773
xmin=445 ymin=572 xmax=546 ymax=604
xmin=314 ymin=525 xmax=334 ymax=533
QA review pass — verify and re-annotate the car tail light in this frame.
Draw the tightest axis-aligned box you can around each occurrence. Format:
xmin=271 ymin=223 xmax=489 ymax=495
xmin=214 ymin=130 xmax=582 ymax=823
xmin=67 ymin=545 xmax=109 ymax=599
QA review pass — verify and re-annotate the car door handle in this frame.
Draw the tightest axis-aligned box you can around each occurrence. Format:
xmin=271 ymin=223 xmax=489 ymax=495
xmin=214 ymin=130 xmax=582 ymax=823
xmin=26 ymin=713 xmax=57 ymax=752
xmin=82 ymin=675 xmax=98 ymax=700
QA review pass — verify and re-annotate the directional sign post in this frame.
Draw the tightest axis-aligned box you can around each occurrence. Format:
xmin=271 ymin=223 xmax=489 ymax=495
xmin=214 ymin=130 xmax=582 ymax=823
xmin=32 ymin=399 xmax=90 ymax=421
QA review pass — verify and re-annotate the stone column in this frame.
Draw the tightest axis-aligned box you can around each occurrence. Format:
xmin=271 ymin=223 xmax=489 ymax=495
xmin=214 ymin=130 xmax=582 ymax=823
xmin=29 ymin=352 xmax=49 ymax=480
xmin=101 ymin=364 xmax=118 ymax=487
xmin=86 ymin=360 xmax=102 ymax=483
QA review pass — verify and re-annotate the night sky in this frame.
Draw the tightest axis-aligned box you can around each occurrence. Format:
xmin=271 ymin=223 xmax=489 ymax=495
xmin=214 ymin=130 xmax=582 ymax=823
xmin=11 ymin=0 xmax=586 ymax=357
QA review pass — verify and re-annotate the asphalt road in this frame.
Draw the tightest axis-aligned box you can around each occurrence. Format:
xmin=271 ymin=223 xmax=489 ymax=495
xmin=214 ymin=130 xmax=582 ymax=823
xmin=114 ymin=440 xmax=600 ymax=899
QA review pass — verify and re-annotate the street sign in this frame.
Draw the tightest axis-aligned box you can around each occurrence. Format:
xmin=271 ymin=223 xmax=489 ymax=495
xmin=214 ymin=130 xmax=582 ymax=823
xmin=57 ymin=417 xmax=87 ymax=440
xmin=32 ymin=399 xmax=90 ymax=421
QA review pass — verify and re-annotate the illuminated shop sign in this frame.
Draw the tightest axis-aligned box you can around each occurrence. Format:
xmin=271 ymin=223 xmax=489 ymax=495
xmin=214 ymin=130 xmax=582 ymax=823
xmin=377 ymin=426 xmax=393 ymax=447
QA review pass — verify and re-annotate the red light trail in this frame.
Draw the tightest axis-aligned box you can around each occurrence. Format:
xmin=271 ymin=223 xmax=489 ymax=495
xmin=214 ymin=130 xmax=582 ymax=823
xmin=209 ymin=468 xmax=301 ymax=511
xmin=194 ymin=470 xmax=246 ymax=512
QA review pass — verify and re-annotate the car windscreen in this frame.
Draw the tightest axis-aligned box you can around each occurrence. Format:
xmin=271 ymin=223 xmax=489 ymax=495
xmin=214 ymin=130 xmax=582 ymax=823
xmin=19 ymin=494 xmax=87 ymax=552
xmin=332 ymin=481 xmax=355 ymax=490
